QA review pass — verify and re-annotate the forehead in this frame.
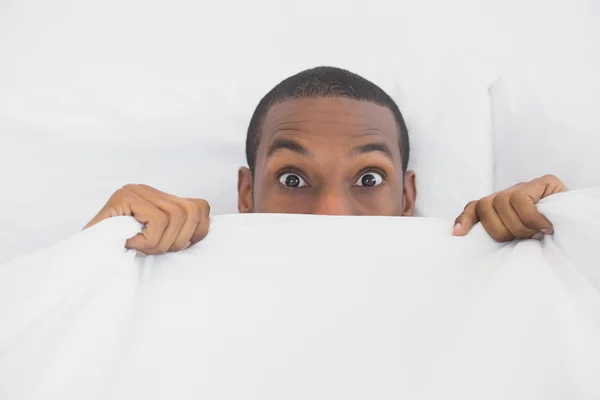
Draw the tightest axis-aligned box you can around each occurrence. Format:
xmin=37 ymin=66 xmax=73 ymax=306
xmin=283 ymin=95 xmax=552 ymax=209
xmin=259 ymin=97 xmax=400 ymax=148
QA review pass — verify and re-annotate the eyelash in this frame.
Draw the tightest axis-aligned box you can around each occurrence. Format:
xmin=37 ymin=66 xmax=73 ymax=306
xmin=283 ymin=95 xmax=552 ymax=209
xmin=355 ymin=167 xmax=388 ymax=181
xmin=277 ymin=168 xmax=310 ymax=186
xmin=276 ymin=167 xmax=387 ymax=186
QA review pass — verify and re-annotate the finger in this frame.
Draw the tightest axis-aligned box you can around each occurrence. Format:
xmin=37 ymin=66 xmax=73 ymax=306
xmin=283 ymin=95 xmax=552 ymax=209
xmin=453 ymin=201 xmax=479 ymax=236
xmin=525 ymin=174 xmax=568 ymax=204
xmin=188 ymin=198 xmax=211 ymax=246
xmin=531 ymin=232 xmax=545 ymax=240
xmin=124 ymin=193 xmax=169 ymax=252
xmin=165 ymin=197 xmax=204 ymax=252
xmin=84 ymin=204 xmax=119 ymax=229
xmin=476 ymin=196 xmax=514 ymax=242
xmin=492 ymin=192 xmax=538 ymax=238
xmin=130 ymin=185 xmax=186 ymax=254
xmin=539 ymin=174 xmax=568 ymax=197
xmin=510 ymin=191 xmax=554 ymax=234
xmin=84 ymin=188 xmax=132 ymax=229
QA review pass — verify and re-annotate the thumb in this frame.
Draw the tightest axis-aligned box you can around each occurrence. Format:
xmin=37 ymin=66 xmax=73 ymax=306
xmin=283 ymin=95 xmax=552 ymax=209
xmin=531 ymin=174 xmax=569 ymax=202
xmin=453 ymin=200 xmax=479 ymax=236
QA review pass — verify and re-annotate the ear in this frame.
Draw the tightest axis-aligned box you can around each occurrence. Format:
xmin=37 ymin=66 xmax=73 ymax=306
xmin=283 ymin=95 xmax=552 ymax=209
xmin=401 ymin=170 xmax=416 ymax=216
xmin=238 ymin=167 xmax=254 ymax=213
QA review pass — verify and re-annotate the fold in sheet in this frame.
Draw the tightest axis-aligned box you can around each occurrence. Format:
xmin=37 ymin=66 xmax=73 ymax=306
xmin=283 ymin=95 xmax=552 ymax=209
xmin=1 ymin=189 xmax=599 ymax=400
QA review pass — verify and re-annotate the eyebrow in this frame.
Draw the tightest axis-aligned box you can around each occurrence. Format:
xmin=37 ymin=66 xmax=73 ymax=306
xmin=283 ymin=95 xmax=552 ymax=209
xmin=266 ymin=138 xmax=311 ymax=158
xmin=350 ymin=142 xmax=394 ymax=161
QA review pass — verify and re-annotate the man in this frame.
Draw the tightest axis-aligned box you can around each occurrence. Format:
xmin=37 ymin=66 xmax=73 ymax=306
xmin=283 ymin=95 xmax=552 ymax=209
xmin=85 ymin=66 xmax=567 ymax=255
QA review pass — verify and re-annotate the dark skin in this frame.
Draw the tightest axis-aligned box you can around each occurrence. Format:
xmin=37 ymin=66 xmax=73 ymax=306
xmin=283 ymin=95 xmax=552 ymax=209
xmin=237 ymin=98 xmax=416 ymax=216
xmin=85 ymin=98 xmax=567 ymax=254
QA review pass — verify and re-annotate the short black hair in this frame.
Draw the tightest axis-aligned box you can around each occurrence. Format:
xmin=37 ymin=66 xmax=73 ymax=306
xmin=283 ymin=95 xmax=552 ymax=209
xmin=245 ymin=66 xmax=410 ymax=174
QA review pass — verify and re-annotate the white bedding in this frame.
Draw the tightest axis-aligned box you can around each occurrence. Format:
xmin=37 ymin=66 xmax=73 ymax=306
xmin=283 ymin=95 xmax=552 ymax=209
xmin=0 ymin=0 xmax=501 ymax=264
xmin=1 ymin=189 xmax=600 ymax=399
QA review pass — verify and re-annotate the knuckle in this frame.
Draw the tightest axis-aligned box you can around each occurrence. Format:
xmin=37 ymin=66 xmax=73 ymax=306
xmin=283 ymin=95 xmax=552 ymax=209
xmin=522 ymin=214 xmax=546 ymax=231
xmin=147 ymin=234 xmax=161 ymax=249
xmin=108 ymin=188 xmax=137 ymax=211
xmin=184 ymin=203 xmax=202 ymax=225
xmin=499 ymin=188 xmax=514 ymax=198
xmin=475 ymin=196 xmax=492 ymax=214
xmin=192 ymin=224 xmax=209 ymax=243
xmin=113 ymin=185 xmax=141 ymax=202
xmin=198 ymin=199 xmax=210 ymax=214
xmin=198 ymin=222 xmax=209 ymax=235
xmin=493 ymin=192 xmax=512 ymax=210
xmin=491 ymin=194 xmax=503 ymax=209
xmin=155 ymin=211 xmax=169 ymax=229
xmin=463 ymin=200 xmax=477 ymax=211
xmin=124 ymin=238 xmax=138 ymax=250
xmin=142 ymin=247 xmax=159 ymax=255
xmin=175 ymin=209 xmax=186 ymax=224
xmin=496 ymin=233 xmax=513 ymax=242
xmin=521 ymin=213 xmax=539 ymax=226
xmin=489 ymin=231 xmax=502 ymax=242
xmin=167 ymin=205 xmax=186 ymax=224
xmin=111 ymin=187 xmax=132 ymax=201
xmin=169 ymin=242 xmax=187 ymax=252
xmin=121 ymin=183 xmax=139 ymax=192
xmin=488 ymin=228 xmax=512 ymax=242
xmin=474 ymin=201 xmax=484 ymax=216
xmin=127 ymin=238 xmax=152 ymax=254
xmin=542 ymin=174 xmax=558 ymax=182
xmin=154 ymin=243 xmax=171 ymax=255
xmin=510 ymin=193 xmax=529 ymax=209
xmin=482 ymin=194 xmax=495 ymax=205
xmin=513 ymin=226 xmax=532 ymax=237
xmin=195 ymin=230 xmax=209 ymax=243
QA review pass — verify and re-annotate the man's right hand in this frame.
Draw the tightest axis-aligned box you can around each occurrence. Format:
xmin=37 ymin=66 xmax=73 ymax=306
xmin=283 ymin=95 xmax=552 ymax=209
xmin=84 ymin=184 xmax=210 ymax=255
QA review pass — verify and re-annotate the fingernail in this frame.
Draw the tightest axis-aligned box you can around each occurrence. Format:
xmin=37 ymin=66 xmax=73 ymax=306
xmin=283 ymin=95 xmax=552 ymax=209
xmin=453 ymin=223 xmax=462 ymax=234
xmin=540 ymin=228 xmax=553 ymax=235
xmin=532 ymin=232 xmax=544 ymax=240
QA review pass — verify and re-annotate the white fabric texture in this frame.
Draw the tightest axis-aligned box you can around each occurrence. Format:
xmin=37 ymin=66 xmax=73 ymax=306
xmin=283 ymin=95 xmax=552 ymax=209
xmin=1 ymin=188 xmax=599 ymax=400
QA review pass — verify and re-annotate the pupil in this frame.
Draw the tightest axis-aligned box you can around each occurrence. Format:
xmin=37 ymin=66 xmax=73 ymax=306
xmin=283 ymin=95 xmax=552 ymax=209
xmin=362 ymin=174 xmax=376 ymax=187
xmin=285 ymin=174 xmax=300 ymax=187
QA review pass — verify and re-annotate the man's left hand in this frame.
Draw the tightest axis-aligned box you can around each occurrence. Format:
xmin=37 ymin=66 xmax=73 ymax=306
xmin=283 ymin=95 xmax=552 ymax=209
xmin=453 ymin=175 xmax=568 ymax=242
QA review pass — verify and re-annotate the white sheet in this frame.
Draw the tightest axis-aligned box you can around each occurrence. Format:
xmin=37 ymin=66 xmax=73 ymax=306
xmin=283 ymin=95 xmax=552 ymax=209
xmin=1 ymin=189 xmax=600 ymax=400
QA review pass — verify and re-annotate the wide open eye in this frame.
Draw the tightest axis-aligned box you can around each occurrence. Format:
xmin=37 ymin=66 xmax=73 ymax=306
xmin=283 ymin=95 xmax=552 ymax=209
xmin=354 ymin=171 xmax=384 ymax=187
xmin=278 ymin=172 xmax=308 ymax=188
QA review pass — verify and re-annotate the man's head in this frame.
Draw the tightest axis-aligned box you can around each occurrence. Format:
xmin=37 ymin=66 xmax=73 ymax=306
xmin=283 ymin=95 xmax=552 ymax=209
xmin=238 ymin=66 xmax=416 ymax=216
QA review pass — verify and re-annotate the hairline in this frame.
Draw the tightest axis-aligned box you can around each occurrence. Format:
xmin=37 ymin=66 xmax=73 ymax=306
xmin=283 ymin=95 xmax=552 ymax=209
xmin=251 ymin=95 xmax=407 ymax=174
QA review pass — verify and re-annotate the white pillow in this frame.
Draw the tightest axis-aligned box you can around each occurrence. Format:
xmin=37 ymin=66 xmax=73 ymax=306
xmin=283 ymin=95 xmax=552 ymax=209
xmin=491 ymin=67 xmax=600 ymax=191
xmin=0 ymin=1 xmax=496 ymax=263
